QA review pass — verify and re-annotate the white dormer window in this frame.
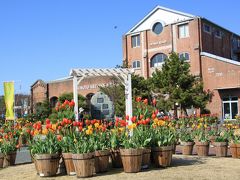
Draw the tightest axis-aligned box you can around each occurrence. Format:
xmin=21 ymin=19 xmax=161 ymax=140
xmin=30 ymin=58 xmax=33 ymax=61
xmin=132 ymin=60 xmax=141 ymax=69
xmin=178 ymin=24 xmax=189 ymax=38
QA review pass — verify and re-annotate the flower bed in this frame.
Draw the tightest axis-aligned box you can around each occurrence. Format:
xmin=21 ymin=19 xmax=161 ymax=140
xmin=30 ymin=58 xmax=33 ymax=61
xmin=0 ymin=99 xmax=240 ymax=177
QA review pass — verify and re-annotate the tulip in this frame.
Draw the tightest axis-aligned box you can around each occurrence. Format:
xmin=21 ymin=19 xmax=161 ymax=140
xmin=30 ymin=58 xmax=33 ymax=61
xmin=143 ymin=99 xmax=148 ymax=105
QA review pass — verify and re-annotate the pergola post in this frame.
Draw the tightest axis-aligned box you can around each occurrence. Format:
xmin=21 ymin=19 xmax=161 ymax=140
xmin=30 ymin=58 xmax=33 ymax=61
xmin=70 ymin=68 xmax=133 ymax=123
xmin=73 ymin=75 xmax=78 ymax=121
xmin=125 ymin=72 xmax=133 ymax=124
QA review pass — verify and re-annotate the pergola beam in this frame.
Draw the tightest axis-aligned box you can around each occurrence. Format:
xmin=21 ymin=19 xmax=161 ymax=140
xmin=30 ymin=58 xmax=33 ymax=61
xmin=70 ymin=68 xmax=133 ymax=122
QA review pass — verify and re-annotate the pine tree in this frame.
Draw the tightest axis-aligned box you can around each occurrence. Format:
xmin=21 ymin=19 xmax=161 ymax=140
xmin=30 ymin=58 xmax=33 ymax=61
xmin=151 ymin=52 xmax=212 ymax=116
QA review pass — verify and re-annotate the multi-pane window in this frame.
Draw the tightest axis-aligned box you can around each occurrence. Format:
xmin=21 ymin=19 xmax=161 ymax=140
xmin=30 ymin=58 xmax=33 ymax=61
xmin=179 ymin=52 xmax=190 ymax=61
xmin=132 ymin=60 xmax=141 ymax=69
xmin=215 ymin=29 xmax=222 ymax=38
xmin=178 ymin=24 xmax=189 ymax=38
xmin=222 ymin=97 xmax=238 ymax=120
xmin=150 ymin=53 xmax=167 ymax=67
xmin=203 ymin=24 xmax=211 ymax=34
xmin=131 ymin=34 xmax=140 ymax=48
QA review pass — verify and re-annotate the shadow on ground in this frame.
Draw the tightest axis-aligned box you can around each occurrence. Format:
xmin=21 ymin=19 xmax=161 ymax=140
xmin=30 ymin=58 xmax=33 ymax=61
xmin=171 ymin=156 xmax=205 ymax=167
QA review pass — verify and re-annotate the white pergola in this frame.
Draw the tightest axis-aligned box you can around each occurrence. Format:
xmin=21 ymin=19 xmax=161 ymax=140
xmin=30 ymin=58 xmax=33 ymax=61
xmin=69 ymin=68 xmax=134 ymax=122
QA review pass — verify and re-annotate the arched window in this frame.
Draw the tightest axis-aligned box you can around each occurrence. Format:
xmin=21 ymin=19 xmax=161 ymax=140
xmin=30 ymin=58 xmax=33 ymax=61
xmin=50 ymin=96 xmax=58 ymax=108
xmin=150 ymin=53 xmax=167 ymax=67
xmin=132 ymin=60 xmax=141 ymax=69
xmin=179 ymin=52 xmax=190 ymax=61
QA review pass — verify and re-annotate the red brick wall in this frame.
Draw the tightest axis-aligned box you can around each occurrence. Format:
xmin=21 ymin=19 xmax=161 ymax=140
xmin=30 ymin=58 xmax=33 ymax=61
xmin=201 ymin=55 xmax=240 ymax=117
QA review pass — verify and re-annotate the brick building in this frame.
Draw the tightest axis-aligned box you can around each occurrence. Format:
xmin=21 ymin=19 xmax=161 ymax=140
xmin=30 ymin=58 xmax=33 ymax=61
xmin=31 ymin=76 xmax=115 ymax=118
xmin=123 ymin=5 xmax=240 ymax=120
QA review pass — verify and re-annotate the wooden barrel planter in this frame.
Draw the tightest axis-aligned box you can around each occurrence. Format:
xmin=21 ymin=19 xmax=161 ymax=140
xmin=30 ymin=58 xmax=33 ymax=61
xmin=72 ymin=152 xmax=95 ymax=178
xmin=110 ymin=149 xmax=123 ymax=168
xmin=95 ymin=150 xmax=110 ymax=173
xmin=213 ymin=142 xmax=228 ymax=157
xmin=230 ymin=143 xmax=238 ymax=158
xmin=181 ymin=142 xmax=194 ymax=155
xmin=120 ymin=148 xmax=142 ymax=173
xmin=152 ymin=145 xmax=173 ymax=168
xmin=142 ymin=148 xmax=151 ymax=169
xmin=196 ymin=142 xmax=209 ymax=156
xmin=3 ymin=151 xmax=17 ymax=167
xmin=31 ymin=155 xmax=40 ymax=174
xmin=0 ymin=153 xmax=4 ymax=168
xmin=237 ymin=144 xmax=240 ymax=158
xmin=35 ymin=153 xmax=60 ymax=177
xmin=62 ymin=153 xmax=75 ymax=175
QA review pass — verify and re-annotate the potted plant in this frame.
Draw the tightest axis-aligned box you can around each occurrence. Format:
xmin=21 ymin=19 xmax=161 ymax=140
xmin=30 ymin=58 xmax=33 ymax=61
xmin=93 ymin=122 xmax=110 ymax=173
xmin=120 ymin=123 xmax=143 ymax=173
xmin=110 ymin=127 xmax=123 ymax=168
xmin=213 ymin=129 xmax=229 ymax=157
xmin=194 ymin=129 xmax=210 ymax=156
xmin=1 ymin=137 xmax=19 ymax=167
xmin=28 ymin=130 xmax=61 ymax=177
xmin=134 ymin=125 xmax=152 ymax=169
xmin=229 ymin=129 xmax=240 ymax=158
xmin=0 ymin=140 xmax=4 ymax=168
xmin=60 ymin=135 xmax=75 ymax=176
xmin=179 ymin=128 xmax=195 ymax=155
xmin=71 ymin=129 xmax=95 ymax=178
xmin=151 ymin=122 xmax=176 ymax=168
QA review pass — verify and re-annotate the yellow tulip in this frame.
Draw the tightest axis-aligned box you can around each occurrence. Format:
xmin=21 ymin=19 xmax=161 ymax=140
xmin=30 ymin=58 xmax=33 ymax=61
xmin=94 ymin=123 xmax=99 ymax=128
xmin=42 ymin=128 xmax=48 ymax=135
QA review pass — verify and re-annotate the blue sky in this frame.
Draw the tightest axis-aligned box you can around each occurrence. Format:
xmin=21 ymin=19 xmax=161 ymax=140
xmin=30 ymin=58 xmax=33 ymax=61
xmin=0 ymin=0 xmax=239 ymax=95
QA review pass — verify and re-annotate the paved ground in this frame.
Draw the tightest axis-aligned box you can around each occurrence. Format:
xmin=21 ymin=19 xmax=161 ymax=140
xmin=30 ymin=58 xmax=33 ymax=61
xmin=1 ymin=154 xmax=240 ymax=180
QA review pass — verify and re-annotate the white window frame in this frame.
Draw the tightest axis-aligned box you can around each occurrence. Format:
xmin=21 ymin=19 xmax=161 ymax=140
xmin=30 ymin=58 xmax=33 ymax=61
xmin=132 ymin=60 xmax=141 ymax=69
xmin=150 ymin=53 xmax=167 ymax=68
xmin=178 ymin=24 xmax=189 ymax=38
xmin=203 ymin=24 xmax=211 ymax=34
xmin=179 ymin=52 xmax=190 ymax=61
xmin=222 ymin=97 xmax=238 ymax=120
xmin=131 ymin=34 xmax=140 ymax=48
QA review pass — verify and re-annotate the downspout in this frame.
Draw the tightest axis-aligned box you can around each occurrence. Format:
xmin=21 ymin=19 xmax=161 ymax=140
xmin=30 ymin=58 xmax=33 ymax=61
xmin=145 ymin=31 xmax=149 ymax=78
xmin=198 ymin=18 xmax=203 ymax=78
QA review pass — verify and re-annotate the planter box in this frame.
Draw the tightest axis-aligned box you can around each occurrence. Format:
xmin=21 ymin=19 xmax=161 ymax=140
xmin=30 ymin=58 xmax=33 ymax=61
xmin=95 ymin=150 xmax=110 ymax=173
xmin=152 ymin=146 xmax=173 ymax=167
xmin=195 ymin=142 xmax=209 ymax=156
xmin=72 ymin=152 xmax=95 ymax=178
xmin=120 ymin=148 xmax=142 ymax=173
xmin=213 ymin=142 xmax=228 ymax=157
xmin=35 ymin=153 xmax=60 ymax=177
xmin=62 ymin=153 xmax=75 ymax=176
xmin=181 ymin=142 xmax=194 ymax=155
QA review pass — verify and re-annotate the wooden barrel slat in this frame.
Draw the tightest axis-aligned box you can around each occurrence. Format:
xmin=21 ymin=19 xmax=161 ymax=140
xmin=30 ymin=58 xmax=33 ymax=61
xmin=62 ymin=153 xmax=75 ymax=176
xmin=120 ymin=148 xmax=143 ymax=173
xmin=72 ymin=153 xmax=95 ymax=178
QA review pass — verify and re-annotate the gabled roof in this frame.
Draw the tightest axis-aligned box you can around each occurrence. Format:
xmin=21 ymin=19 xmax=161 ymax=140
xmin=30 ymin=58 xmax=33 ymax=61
xmin=126 ymin=5 xmax=196 ymax=35
xmin=31 ymin=79 xmax=46 ymax=88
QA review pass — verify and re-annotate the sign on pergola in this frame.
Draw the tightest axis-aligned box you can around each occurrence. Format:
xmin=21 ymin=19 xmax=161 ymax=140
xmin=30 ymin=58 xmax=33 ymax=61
xmin=69 ymin=68 xmax=134 ymax=122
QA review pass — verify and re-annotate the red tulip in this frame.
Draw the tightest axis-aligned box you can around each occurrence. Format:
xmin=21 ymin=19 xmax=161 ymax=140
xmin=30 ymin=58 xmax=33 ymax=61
xmin=46 ymin=118 xmax=50 ymax=125
xmin=126 ymin=115 xmax=129 ymax=121
xmin=143 ymin=99 xmax=148 ymax=105
xmin=152 ymin=98 xmax=157 ymax=105
xmin=136 ymin=97 xmax=142 ymax=102
xmin=73 ymin=121 xmax=77 ymax=126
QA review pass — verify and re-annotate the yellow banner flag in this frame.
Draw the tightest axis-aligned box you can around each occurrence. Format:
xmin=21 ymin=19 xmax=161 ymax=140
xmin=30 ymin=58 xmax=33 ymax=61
xmin=4 ymin=82 xmax=15 ymax=120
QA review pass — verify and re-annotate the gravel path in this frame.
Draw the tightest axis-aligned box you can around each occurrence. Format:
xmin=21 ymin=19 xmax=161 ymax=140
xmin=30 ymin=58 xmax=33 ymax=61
xmin=1 ymin=155 xmax=240 ymax=180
